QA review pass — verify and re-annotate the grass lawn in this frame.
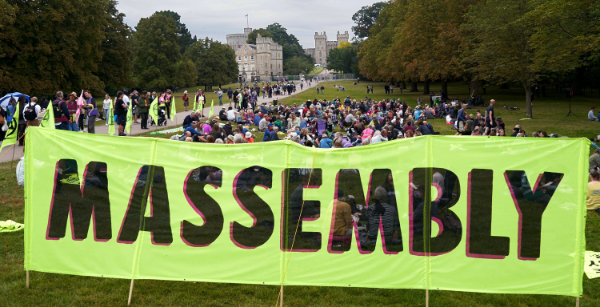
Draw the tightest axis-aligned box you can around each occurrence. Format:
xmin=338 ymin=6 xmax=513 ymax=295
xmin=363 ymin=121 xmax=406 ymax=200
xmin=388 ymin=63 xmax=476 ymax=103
xmin=308 ymin=67 xmax=325 ymax=75
xmin=3 ymin=80 xmax=600 ymax=306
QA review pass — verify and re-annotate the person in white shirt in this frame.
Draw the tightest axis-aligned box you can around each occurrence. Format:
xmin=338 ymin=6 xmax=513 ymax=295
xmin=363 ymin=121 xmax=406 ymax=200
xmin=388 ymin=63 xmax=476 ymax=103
xmin=103 ymin=94 xmax=112 ymax=125
xmin=226 ymin=106 xmax=238 ymax=121
xmin=122 ymin=91 xmax=130 ymax=107
xmin=23 ymin=97 xmax=42 ymax=129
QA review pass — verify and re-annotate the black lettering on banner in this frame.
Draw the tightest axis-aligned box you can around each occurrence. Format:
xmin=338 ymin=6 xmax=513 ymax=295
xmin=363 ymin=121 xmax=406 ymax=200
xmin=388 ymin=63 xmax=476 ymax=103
xmin=467 ymin=169 xmax=510 ymax=258
xmin=410 ymin=168 xmax=461 ymax=256
xmin=181 ymin=166 xmax=224 ymax=247
xmin=117 ymin=166 xmax=172 ymax=245
xmin=328 ymin=169 xmax=402 ymax=254
xmin=504 ymin=171 xmax=563 ymax=260
xmin=281 ymin=168 xmax=322 ymax=252
xmin=46 ymin=160 xmax=111 ymax=241
xmin=230 ymin=166 xmax=274 ymax=249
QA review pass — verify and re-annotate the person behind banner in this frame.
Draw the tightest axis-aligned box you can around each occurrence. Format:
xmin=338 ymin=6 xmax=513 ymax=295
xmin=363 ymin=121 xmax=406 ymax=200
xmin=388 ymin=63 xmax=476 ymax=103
xmin=23 ymin=97 xmax=41 ymax=134
xmin=165 ymin=89 xmax=172 ymax=119
xmin=137 ymin=91 xmax=149 ymax=130
xmin=115 ymin=91 xmax=127 ymax=136
xmin=84 ymin=90 xmax=98 ymax=134
xmin=588 ymin=169 xmax=600 ymax=212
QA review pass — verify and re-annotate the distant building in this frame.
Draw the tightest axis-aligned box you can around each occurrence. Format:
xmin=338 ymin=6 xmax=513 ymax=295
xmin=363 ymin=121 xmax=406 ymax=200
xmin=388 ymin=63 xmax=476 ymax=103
xmin=303 ymin=31 xmax=350 ymax=67
xmin=233 ymin=34 xmax=283 ymax=82
xmin=226 ymin=27 xmax=253 ymax=51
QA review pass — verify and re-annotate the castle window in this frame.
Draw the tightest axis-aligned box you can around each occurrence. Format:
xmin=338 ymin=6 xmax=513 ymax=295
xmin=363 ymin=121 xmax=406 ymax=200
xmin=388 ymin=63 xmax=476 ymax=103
xmin=238 ymin=56 xmax=241 ymax=61
xmin=251 ymin=55 xmax=254 ymax=60
xmin=244 ymin=48 xmax=247 ymax=53
xmin=244 ymin=55 xmax=247 ymax=60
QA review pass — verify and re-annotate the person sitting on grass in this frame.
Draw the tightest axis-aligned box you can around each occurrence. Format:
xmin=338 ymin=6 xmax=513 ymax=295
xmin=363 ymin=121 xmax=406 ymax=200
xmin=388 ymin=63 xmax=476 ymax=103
xmin=590 ymin=107 xmax=598 ymax=121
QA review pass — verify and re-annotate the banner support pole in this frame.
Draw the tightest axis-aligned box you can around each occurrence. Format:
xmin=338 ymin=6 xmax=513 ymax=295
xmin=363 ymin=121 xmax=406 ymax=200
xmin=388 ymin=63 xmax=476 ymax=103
xmin=576 ymin=297 xmax=579 ymax=307
xmin=280 ymin=285 xmax=283 ymax=307
xmin=425 ymin=289 xmax=429 ymax=307
xmin=128 ymin=279 xmax=134 ymax=305
xmin=26 ymin=271 xmax=29 ymax=288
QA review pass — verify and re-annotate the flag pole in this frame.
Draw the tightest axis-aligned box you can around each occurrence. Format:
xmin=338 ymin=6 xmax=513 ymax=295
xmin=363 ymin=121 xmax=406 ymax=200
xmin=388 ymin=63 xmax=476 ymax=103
xmin=128 ymin=279 xmax=134 ymax=305
xmin=246 ymin=14 xmax=249 ymax=28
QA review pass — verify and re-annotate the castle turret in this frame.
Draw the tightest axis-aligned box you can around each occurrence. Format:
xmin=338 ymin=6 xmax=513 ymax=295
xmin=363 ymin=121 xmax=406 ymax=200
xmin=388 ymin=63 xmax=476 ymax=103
xmin=337 ymin=31 xmax=349 ymax=46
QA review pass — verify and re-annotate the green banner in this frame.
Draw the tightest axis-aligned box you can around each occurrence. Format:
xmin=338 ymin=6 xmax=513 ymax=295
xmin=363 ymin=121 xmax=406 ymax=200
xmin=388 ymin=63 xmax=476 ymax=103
xmin=0 ymin=102 xmax=19 ymax=151
xmin=24 ymin=128 xmax=587 ymax=296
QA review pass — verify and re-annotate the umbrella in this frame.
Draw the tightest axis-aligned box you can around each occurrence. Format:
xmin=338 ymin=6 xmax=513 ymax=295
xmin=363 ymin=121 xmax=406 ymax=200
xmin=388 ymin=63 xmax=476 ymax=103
xmin=0 ymin=92 xmax=30 ymax=109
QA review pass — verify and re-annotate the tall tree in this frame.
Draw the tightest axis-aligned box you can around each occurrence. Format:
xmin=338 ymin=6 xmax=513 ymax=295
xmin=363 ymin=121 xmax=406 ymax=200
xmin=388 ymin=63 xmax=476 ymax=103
xmin=132 ymin=13 xmax=181 ymax=89
xmin=463 ymin=0 xmax=566 ymax=118
xmin=352 ymin=2 xmax=388 ymax=41
xmin=0 ymin=0 xmax=108 ymax=94
xmin=98 ymin=0 xmax=134 ymax=90
xmin=185 ymin=38 xmax=237 ymax=89
xmin=155 ymin=10 xmax=196 ymax=55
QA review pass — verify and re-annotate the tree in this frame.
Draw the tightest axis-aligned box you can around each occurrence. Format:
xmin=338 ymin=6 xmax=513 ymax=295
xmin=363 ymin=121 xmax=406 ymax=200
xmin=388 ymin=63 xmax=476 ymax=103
xmin=132 ymin=13 xmax=181 ymax=89
xmin=174 ymin=59 xmax=198 ymax=88
xmin=352 ymin=2 xmax=388 ymax=41
xmin=283 ymin=56 xmax=314 ymax=75
xmin=327 ymin=45 xmax=360 ymax=75
xmin=464 ymin=0 xmax=544 ymax=118
xmin=155 ymin=10 xmax=196 ymax=55
xmin=97 ymin=0 xmax=134 ymax=91
xmin=246 ymin=28 xmax=273 ymax=44
xmin=185 ymin=38 xmax=237 ymax=89
xmin=0 ymin=0 xmax=108 ymax=94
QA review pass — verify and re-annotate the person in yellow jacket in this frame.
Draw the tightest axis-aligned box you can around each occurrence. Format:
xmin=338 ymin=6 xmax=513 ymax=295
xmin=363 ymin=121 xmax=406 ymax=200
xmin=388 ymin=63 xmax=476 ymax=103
xmin=587 ymin=169 xmax=600 ymax=211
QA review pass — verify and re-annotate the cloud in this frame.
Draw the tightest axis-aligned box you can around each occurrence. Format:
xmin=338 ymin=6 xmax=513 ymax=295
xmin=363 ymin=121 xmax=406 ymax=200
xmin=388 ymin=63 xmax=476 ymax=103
xmin=116 ymin=0 xmax=380 ymax=47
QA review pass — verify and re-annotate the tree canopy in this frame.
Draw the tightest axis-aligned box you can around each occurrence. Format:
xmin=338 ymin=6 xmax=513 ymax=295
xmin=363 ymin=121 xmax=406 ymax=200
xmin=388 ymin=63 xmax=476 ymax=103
xmin=0 ymin=0 xmax=132 ymax=94
xmin=351 ymin=2 xmax=388 ymax=40
xmin=184 ymin=38 xmax=238 ymax=87
xmin=155 ymin=10 xmax=197 ymax=55
xmin=327 ymin=44 xmax=360 ymax=75
xmin=359 ymin=0 xmax=600 ymax=118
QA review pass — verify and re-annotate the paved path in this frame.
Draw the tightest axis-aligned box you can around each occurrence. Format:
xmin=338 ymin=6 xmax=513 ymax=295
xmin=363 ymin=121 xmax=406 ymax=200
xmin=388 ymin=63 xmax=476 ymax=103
xmin=0 ymin=80 xmax=319 ymax=163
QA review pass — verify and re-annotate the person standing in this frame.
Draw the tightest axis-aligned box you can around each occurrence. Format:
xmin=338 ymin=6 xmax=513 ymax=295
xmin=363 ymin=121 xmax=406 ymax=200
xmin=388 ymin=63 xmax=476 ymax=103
xmin=131 ymin=90 xmax=139 ymax=123
xmin=103 ymin=94 xmax=112 ymax=125
xmin=227 ymin=87 xmax=233 ymax=106
xmin=137 ymin=91 xmax=149 ymax=129
xmin=484 ymin=99 xmax=496 ymax=135
xmin=53 ymin=92 xmax=71 ymax=130
xmin=66 ymin=92 xmax=79 ymax=131
xmin=114 ymin=91 xmax=127 ymax=136
xmin=182 ymin=90 xmax=189 ymax=112
xmin=197 ymin=90 xmax=206 ymax=117
xmin=320 ymin=85 xmax=324 ymax=95
xmin=84 ymin=90 xmax=98 ymax=134
xmin=165 ymin=89 xmax=172 ymax=119
xmin=218 ymin=88 xmax=223 ymax=106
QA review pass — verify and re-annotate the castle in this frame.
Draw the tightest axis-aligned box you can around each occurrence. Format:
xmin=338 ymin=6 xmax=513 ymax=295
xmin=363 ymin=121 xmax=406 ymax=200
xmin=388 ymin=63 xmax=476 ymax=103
xmin=226 ymin=28 xmax=283 ymax=81
xmin=303 ymin=31 xmax=350 ymax=67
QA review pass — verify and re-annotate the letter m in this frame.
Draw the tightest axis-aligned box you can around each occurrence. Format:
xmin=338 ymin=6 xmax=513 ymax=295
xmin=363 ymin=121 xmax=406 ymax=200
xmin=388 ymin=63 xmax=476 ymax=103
xmin=46 ymin=159 xmax=111 ymax=241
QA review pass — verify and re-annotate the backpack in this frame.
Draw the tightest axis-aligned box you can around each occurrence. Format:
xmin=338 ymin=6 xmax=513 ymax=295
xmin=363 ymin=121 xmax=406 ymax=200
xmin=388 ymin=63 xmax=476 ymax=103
xmin=24 ymin=102 xmax=37 ymax=121
xmin=52 ymin=100 xmax=65 ymax=119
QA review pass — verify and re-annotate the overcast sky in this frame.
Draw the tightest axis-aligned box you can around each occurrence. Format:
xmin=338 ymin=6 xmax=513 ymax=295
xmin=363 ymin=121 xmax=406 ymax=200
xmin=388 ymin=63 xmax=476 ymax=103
xmin=116 ymin=0 xmax=380 ymax=48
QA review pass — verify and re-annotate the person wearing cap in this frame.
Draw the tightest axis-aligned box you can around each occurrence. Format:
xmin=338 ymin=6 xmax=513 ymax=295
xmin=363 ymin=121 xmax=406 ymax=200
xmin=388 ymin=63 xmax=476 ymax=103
xmin=67 ymin=92 xmax=79 ymax=131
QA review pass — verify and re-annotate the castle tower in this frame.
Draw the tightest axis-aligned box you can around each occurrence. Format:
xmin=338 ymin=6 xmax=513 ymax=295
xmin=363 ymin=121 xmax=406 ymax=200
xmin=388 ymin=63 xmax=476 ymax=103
xmin=244 ymin=27 xmax=252 ymax=35
xmin=314 ymin=32 xmax=327 ymax=67
xmin=337 ymin=31 xmax=349 ymax=46
xmin=256 ymin=34 xmax=271 ymax=79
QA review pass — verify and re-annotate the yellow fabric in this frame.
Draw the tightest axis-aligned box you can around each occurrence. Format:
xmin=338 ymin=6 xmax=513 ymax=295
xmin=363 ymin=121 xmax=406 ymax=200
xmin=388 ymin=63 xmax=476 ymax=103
xmin=587 ymin=181 xmax=600 ymax=210
xmin=333 ymin=201 xmax=352 ymax=236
